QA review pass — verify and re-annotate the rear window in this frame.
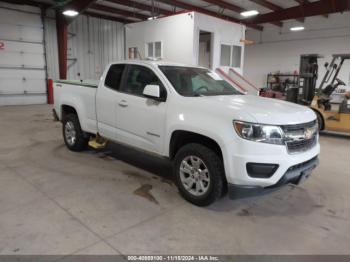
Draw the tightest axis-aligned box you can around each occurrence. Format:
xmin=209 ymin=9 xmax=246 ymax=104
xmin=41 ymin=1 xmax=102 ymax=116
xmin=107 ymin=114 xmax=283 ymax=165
xmin=105 ymin=64 xmax=126 ymax=90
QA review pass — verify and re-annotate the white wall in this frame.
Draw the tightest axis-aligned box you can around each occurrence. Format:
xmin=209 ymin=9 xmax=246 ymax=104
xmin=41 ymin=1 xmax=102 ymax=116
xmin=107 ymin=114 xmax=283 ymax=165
xmin=193 ymin=12 xmax=245 ymax=72
xmin=244 ymin=12 xmax=350 ymax=89
xmin=125 ymin=12 xmax=195 ymax=65
xmin=67 ymin=15 xmax=125 ymax=80
xmin=43 ymin=13 xmax=125 ymax=81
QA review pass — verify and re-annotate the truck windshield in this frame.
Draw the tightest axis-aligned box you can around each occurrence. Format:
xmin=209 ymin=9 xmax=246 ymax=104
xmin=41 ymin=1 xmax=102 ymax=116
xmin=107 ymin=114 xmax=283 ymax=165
xmin=159 ymin=66 xmax=243 ymax=97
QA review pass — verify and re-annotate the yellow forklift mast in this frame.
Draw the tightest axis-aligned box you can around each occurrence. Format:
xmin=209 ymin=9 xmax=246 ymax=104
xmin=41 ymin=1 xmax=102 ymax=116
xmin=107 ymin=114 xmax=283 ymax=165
xmin=311 ymin=54 xmax=350 ymax=134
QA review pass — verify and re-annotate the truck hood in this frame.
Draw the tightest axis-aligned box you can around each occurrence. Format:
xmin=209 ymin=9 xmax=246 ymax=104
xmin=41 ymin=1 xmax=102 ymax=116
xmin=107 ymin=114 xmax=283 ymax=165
xmin=199 ymin=95 xmax=316 ymax=125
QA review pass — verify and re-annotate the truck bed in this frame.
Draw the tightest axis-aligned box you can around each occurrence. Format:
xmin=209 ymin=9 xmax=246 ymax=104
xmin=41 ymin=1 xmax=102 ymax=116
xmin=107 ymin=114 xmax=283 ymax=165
xmin=53 ymin=79 xmax=98 ymax=134
xmin=54 ymin=79 xmax=99 ymax=88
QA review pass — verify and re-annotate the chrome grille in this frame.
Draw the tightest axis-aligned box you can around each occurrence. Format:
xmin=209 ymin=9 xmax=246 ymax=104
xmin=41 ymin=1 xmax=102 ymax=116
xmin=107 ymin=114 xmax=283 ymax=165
xmin=281 ymin=120 xmax=318 ymax=154
xmin=286 ymin=136 xmax=317 ymax=153
xmin=282 ymin=120 xmax=317 ymax=132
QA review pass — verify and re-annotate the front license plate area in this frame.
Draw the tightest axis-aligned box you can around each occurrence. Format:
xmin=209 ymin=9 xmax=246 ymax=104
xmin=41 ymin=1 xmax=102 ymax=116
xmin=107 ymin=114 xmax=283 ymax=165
xmin=297 ymin=167 xmax=313 ymax=184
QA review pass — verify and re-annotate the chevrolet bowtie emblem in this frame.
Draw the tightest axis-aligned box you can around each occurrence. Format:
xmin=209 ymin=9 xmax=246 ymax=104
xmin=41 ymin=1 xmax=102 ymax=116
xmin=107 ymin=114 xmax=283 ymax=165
xmin=304 ymin=128 xmax=314 ymax=140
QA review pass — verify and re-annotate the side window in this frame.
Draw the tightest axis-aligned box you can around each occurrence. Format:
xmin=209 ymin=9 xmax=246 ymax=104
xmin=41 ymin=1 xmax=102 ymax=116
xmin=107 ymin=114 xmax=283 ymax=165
xmin=121 ymin=65 xmax=166 ymax=97
xmin=231 ymin=45 xmax=242 ymax=68
xmin=104 ymin=64 xmax=126 ymax=90
xmin=220 ymin=44 xmax=242 ymax=68
xmin=146 ymin=41 xmax=163 ymax=59
xmin=220 ymin=45 xmax=231 ymax=66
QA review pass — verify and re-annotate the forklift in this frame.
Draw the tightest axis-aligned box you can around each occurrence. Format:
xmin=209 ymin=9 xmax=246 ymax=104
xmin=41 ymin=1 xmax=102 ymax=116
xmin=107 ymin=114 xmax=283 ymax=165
xmin=310 ymin=54 xmax=350 ymax=134
xmin=260 ymin=53 xmax=350 ymax=134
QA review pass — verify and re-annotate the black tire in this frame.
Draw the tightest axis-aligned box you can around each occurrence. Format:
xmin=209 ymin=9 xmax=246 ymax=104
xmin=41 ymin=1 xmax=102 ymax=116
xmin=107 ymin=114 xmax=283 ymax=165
xmin=62 ymin=113 xmax=89 ymax=152
xmin=173 ymin=143 xmax=225 ymax=206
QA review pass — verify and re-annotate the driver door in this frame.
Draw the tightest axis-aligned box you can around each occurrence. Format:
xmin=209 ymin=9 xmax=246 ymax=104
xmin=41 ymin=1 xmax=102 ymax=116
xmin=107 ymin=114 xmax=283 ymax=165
xmin=96 ymin=63 xmax=126 ymax=140
xmin=115 ymin=64 xmax=168 ymax=154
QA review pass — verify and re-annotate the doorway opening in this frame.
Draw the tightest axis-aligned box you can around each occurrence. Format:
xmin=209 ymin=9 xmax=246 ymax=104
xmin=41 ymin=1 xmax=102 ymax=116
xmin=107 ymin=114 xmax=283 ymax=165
xmin=198 ymin=31 xmax=212 ymax=69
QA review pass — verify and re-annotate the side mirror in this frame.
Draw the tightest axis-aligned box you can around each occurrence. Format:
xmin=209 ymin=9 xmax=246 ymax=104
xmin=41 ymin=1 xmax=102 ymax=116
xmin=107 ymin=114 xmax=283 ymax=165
xmin=143 ymin=85 xmax=165 ymax=102
xmin=324 ymin=62 xmax=329 ymax=68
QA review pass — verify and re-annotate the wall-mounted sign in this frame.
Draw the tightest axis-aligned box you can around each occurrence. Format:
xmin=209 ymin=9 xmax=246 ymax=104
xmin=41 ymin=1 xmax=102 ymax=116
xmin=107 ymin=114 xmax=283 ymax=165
xmin=0 ymin=41 xmax=4 ymax=50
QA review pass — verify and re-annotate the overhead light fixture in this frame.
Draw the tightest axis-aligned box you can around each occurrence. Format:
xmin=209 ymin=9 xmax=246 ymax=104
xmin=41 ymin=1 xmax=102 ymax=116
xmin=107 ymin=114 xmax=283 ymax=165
xmin=290 ymin=26 xmax=305 ymax=31
xmin=240 ymin=10 xmax=259 ymax=17
xmin=147 ymin=16 xmax=158 ymax=20
xmin=63 ymin=10 xmax=79 ymax=17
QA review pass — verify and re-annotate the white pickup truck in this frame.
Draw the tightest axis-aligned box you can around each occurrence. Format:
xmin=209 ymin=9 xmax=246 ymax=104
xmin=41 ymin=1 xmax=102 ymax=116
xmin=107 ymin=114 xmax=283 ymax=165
xmin=53 ymin=60 xmax=320 ymax=206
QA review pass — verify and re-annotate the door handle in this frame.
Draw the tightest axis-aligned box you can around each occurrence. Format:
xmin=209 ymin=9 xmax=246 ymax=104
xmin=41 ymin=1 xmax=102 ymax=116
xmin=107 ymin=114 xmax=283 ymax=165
xmin=118 ymin=100 xmax=128 ymax=107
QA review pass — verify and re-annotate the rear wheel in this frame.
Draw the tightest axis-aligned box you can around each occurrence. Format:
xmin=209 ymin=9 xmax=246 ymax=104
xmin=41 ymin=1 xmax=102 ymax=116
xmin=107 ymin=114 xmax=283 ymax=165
xmin=62 ymin=114 xmax=89 ymax=152
xmin=174 ymin=143 xmax=225 ymax=206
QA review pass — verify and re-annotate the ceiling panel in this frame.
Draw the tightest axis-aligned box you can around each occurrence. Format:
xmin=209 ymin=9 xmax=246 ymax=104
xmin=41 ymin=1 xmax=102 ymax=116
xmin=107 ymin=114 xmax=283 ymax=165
xmin=86 ymin=8 xmax=140 ymax=21
xmin=10 ymin=0 xmax=347 ymax=30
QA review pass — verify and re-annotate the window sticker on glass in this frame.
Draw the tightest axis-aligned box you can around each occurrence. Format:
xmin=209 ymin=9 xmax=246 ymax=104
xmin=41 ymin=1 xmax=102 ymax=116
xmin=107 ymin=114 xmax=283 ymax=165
xmin=207 ymin=72 xmax=223 ymax=81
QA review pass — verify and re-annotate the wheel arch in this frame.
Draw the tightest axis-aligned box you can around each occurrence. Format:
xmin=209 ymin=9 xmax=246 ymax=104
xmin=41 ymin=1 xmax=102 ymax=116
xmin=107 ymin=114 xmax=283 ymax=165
xmin=311 ymin=108 xmax=325 ymax=130
xmin=169 ymin=130 xmax=224 ymax=161
xmin=59 ymin=100 xmax=89 ymax=131
xmin=61 ymin=104 xmax=78 ymax=120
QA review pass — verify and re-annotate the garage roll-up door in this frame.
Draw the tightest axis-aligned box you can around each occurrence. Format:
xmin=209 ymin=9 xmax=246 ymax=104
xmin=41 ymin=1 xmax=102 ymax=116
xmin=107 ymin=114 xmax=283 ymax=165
xmin=0 ymin=6 xmax=47 ymax=105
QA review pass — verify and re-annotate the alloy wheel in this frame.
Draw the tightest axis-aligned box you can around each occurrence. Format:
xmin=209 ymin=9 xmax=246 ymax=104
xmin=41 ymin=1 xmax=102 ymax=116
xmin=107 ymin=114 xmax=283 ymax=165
xmin=179 ymin=155 xmax=210 ymax=196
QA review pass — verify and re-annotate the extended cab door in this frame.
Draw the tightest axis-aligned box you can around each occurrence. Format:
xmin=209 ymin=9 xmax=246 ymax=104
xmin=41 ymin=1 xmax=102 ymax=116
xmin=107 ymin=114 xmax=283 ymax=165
xmin=96 ymin=64 xmax=126 ymax=139
xmin=115 ymin=64 xmax=168 ymax=154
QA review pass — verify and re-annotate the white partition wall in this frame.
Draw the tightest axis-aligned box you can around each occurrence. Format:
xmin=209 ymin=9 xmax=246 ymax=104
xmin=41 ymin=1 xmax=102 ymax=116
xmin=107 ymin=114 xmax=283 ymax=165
xmin=125 ymin=12 xmax=245 ymax=71
xmin=193 ymin=12 xmax=245 ymax=73
xmin=125 ymin=12 xmax=195 ymax=65
xmin=125 ymin=12 xmax=250 ymax=94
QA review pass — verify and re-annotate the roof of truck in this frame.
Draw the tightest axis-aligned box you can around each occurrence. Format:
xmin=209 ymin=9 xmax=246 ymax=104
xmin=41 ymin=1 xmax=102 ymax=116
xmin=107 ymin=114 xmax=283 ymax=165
xmin=112 ymin=60 xmax=205 ymax=69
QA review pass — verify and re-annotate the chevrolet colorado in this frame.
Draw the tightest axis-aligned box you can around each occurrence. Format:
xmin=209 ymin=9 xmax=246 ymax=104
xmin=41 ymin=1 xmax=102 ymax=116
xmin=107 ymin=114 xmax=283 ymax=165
xmin=53 ymin=60 xmax=320 ymax=206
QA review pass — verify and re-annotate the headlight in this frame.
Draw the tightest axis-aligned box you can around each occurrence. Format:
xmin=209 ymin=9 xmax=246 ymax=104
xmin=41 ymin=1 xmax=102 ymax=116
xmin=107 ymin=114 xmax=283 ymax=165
xmin=233 ymin=121 xmax=285 ymax=145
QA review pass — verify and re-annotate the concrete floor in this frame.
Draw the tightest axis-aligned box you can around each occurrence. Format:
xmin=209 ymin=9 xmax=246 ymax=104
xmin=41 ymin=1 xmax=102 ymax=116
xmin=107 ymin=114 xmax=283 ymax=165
xmin=0 ymin=104 xmax=350 ymax=256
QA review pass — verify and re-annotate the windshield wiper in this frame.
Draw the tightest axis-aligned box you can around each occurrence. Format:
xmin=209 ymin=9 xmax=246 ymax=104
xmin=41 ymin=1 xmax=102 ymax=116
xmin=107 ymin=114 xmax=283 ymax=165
xmin=193 ymin=92 xmax=205 ymax=97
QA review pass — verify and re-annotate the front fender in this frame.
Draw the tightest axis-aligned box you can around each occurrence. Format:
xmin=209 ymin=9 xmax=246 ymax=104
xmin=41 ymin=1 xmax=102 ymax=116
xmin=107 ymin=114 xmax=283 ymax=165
xmin=164 ymin=111 xmax=235 ymax=158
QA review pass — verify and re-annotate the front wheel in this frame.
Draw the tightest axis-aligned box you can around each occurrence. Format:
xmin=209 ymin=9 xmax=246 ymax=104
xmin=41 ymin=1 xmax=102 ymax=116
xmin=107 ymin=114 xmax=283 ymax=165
xmin=62 ymin=114 xmax=89 ymax=152
xmin=173 ymin=143 xmax=225 ymax=206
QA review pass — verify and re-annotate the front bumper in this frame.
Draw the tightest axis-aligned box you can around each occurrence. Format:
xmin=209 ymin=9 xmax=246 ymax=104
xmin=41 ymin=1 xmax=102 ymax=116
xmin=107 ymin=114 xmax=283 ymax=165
xmin=222 ymin=135 xmax=320 ymax=187
xmin=228 ymin=156 xmax=319 ymax=199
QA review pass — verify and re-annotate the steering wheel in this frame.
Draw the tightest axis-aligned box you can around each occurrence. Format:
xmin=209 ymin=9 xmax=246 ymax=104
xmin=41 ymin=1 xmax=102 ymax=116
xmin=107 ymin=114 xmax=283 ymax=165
xmin=195 ymin=86 xmax=209 ymax=93
xmin=336 ymin=78 xmax=346 ymax=86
